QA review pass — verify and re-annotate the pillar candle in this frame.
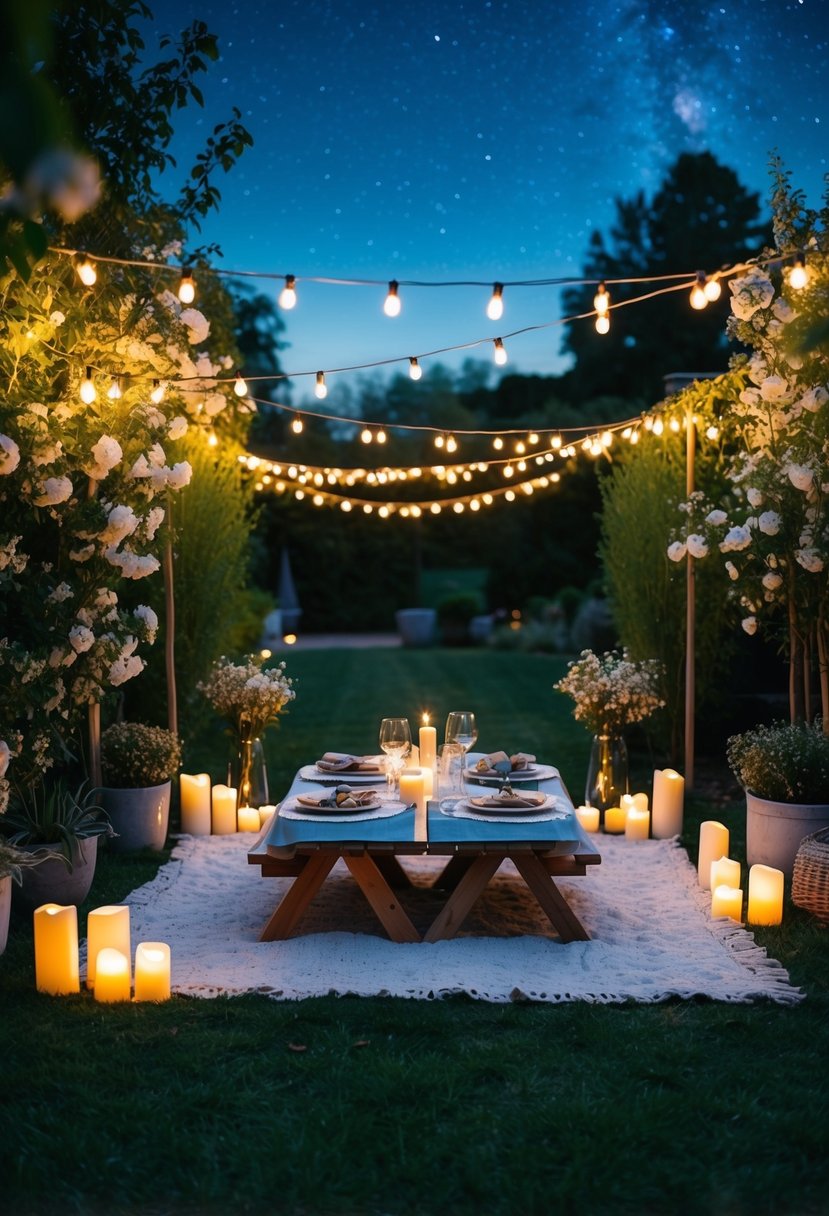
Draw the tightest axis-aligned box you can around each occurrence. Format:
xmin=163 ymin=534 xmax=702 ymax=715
xmin=711 ymin=884 xmax=743 ymax=922
xmin=576 ymin=805 xmax=600 ymax=832
xmin=86 ymin=905 xmax=131 ymax=989
xmin=747 ymin=864 xmax=784 ymax=926
xmin=94 ymin=947 xmax=131 ymax=1003
xmin=698 ymin=821 xmax=729 ymax=889
xmin=237 ymin=806 xmax=261 ymax=832
xmin=34 ymin=903 xmax=79 ymax=995
xmin=603 ymin=805 xmax=627 ymax=834
xmin=258 ymin=805 xmax=276 ymax=829
xmin=404 ymin=744 xmax=420 ymax=769
xmin=400 ymin=768 xmax=427 ymax=841
xmin=211 ymin=783 xmax=237 ymax=834
xmin=421 ymin=766 xmax=434 ymax=799
xmin=134 ymin=942 xmax=171 ymax=1002
xmin=419 ymin=718 xmax=437 ymax=771
xmin=652 ymin=769 xmax=685 ymax=838
xmin=180 ymin=772 xmax=211 ymax=835
xmin=710 ymin=856 xmax=741 ymax=893
xmin=625 ymin=807 xmax=650 ymax=840
xmin=632 ymin=791 xmax=649 ymax=811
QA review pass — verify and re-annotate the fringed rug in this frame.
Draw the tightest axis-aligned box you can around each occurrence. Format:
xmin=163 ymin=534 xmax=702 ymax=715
xmin=100 ymin=832 xmax=803 ymax=1005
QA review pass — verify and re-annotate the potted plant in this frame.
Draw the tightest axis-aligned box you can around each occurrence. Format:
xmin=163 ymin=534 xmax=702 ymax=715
xmin=0 ymin=842 xmax=59 ymax=954
xmin=727 ymin=720 xmax=829 ymax=877
xmin=2 ymin=779 xmax=112 ymax=909
xmin=436 ymin=592 xmax=484 ymax=646
xmin=98 ymin=722 xmax=182 ymax=852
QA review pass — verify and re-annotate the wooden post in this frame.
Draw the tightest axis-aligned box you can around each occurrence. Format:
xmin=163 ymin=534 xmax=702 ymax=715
xmin=163 ymin=518 xmax=178 ymax=737
xmin=684 ymin=407 xmax=695 ymax=791
xmin=88 ymin=702 xmax=102 ymax=789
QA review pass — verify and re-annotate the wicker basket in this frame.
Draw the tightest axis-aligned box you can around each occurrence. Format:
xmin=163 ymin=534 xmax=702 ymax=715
xmin=792 ymin=827 xmax=829 ymax=921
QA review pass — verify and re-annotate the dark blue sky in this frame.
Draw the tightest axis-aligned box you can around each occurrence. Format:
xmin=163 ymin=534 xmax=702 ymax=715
xmin=151 ymin=0 xmax=828 ymax=402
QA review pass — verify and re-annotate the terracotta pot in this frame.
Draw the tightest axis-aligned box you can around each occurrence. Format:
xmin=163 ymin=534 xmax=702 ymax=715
xmin=14 ymin=835 xmax=99 ymax=911
xmin=97 ymin=781 xmax=171 ymax=852
xmin=0 ymin=875 xmax=11 ymax=955
xmin=746 ymin=791 xmax=829 ymax=879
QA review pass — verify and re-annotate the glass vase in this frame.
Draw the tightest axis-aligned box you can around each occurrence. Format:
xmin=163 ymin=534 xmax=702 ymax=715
xmin=585 ymin=731 xmax=628 ymax=820
xmin=229 ymin=734 xmax=270 ymax=810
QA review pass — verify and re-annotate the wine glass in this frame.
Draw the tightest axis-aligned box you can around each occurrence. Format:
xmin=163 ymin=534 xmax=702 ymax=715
xmin=445 ymin=711 xmax=478 ymax=757
xmin=378 ymin=717 xmax=411 ymax=797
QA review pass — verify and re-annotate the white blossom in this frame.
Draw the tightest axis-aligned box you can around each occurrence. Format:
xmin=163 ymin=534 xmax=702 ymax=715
xmin=33 ymin=476 xmax=73 ymax=506
xmin=729 ymin=271 xmax=774 ymax=321
xmin=49 ymin=310 xmax=66 ymax=325
xmin=100 ymin=504 xmax=139 ymax=545
xmin=741 ymin=616 xmax=758 ymax=635
xmin=168 ymin=415 xmax=188 ymax=440
xmin=686 ymin=534 xmax=709 ymax=558
xmin=47 ymin=582 xmax=73 ymax=603
xmin=705 ymin=509 xmax=728 ymax=526
xmin=109 ymin=652 xmax=145 ymax=686
xmin=760 ymin=375 xmax=790 ymax=403
xmin=798 ymin=386 xmax=828 ymax=413
xmin=667 ymin=541 xmax=687 ymax=563
xmin=720 ymin=525 xmax=752 ymax=553
xmin=180 ymin=307 xmax=210 ymax=345
xmin=725 ymin=561 xmax=739 ymax=581
xmin=166 ymin=461 xmax=192 ymax=490
xmin=0 ymin=739 xmax=10 ymax=778
xmin=758 ymin=511 xmax=781 ymax=536
xmin=104 ymin=547 xmax=161 ymax=579
xmin=0 ymin=434 xmax=21 ymax=474
xmin=144 ymin=506 xmax=165 ymax=540
xmin=795 ymin=549 xmax=824 ymax=573
xmin=786 ymin=463 xmax=814 ymax=492
xmin=134 ymin=604 xmax=159 ymax=642
xmin=746 ymin=487 xmax=764 ymax=508
xmin=68 ymin=624 xmax=95 ymax=653
xmin=762 ymin=571 xmax=783 ymax=591
xmin=772 ymin=297 xmax=796 ymax=323
xmin=88 ymin=435 xmax=123 ymax=479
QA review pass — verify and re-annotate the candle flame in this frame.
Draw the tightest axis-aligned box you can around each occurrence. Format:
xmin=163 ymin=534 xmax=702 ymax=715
xmin=422 ymin=712 xmax=430 ymax=725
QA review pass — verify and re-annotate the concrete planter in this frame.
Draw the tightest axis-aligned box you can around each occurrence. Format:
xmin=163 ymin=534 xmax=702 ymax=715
xmin=395 ymin=608 xmax=436 ymax=648
xmin=746 ymin=791 xmax=829 ymax=879
xmin=14 ymin=836 xmax=99 ymax=910
xmin=98 ymin=781 xmax=172 ymax=852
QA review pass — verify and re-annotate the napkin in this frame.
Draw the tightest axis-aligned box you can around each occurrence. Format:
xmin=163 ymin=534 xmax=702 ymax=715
xmin=297 ymin=786 xmax=379 ymax=810
xmin=316 ymin=752 xmax=384 ymax=773
xmin=474 ymin=750 xmax=536 ymax=773
xmin=470 ymin=790 xmax=547 ymax=810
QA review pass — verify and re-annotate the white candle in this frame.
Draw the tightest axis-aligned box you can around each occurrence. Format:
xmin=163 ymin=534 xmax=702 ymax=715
xmin=576 ymin=805 xmax=600 ymax=832
xmin=710 ymin=856 xmax=741 ymax=893
xmin=237 ymin=806 xmax=260 ymax=832
xmin=698 ymin=821 xmax=729 ymax=889
xmin=94 ymin=947 xmax=131 ymax=1003
xmin=419 ymin=718 xmax=437 ymax=771
xmin=34 ymin=903 xmax=79 ymax=995
xmin=620 ymin=793 xmax=637 ymax=816
xmin=400 ymin=768 xmax=427 ymax=841
xmin=86 ymin=905 xmax=130 ymax=989
xmin=652 ymin=769 xmax=685 ymax=838
xmin=712 ymin=884 xmax=743 ymax=922
xmin=747 ymin=864 xmax=784 ymax=926
xmin=134 ymin=942 xmax=171 ymax=1002
xmin=625 ymin=807 xmax=650 ymax=840
xmin=632 ymin=791 xmax=649 ymax=811
xmin=404 ymin=744 xmax=420 ymax=769
xmin=211 ymin=784 xmax=237 ymax=835
xmin=180 ymin=772 xmax=211 ymax=835
xmin=258 ymin=805 xmax=276 ymax=829
xmin=422 ymin=766 xmax=434 ymax=800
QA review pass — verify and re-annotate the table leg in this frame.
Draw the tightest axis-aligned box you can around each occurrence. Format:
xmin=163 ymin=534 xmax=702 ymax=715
xmin=343 ymin=854 xmax=421 ymax=943
xmin=512 ymin=853 xmax=591 ymax=942
xmin=371 ymin=853 xmax=413 ymax=890
xmin=432 ymin=854 xmax=475 ymax=890
xmin=259 ymin=851 xmax=338 ymax=941
xmin=423 ymin=854 xmax=503 ymax=942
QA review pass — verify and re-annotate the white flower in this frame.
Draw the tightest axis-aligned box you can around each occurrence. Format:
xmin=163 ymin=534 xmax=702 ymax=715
xmin=203 ymin=392 xmax=227 ymax=417
xmin=100 ymin=504 xmax=139 ymax=545
xmin=667 ymin=541 xmax=687 ymax=563
xmin=69 ymin=624 xmax=95 ymax=653
xmin=741 ymin=616 xmax=758 ymax=635
xmin=686 ymin=534 xmax=709 ymax=558
xmin=22 ymin=147 xmax=102 ymax=221
xmin=168 ymin=415 xmax=188 ymax=440
xmin=33 ymin=475 xmax=73 ymax=506
xmin=69 ymin=543 xmax=95 ymax=563
xmin=729 ymin=271 xmax=774 ymax=321
xmin=725 ymin=561 xmax=739 ymax=581
xmin=0 ymin=434 xmax=21 ymax=474
xmin=795 ymin=549 xmax=824 ymax=573
xmin=798 ymin=386 xmax=828 ymax=413
xmin=772 ymin=297 xmax=796 ymax=323
xmin=0 ymin=739 xmax=10 ymax=778
xmin=746 ymin=488 xmax=764 ymax=508
xmin=88 ymin=434 xmax=123 ymax=479
xmin=49 ymin=310 xmax=66 ymax=325
xmin=166 ymin=461 xmax=192 ymax=490
xmin=760 ymin=376 xmax=790 ymax=403
xmin=762 ymin=571 xmax=783 ymax=591
xmin=144 ymin=506 xmax=165 ymax=540
xmin=786 ymin=463 xmax=813 ymax=492
xmin=104 ymin=547 xmax=161 ymax=579
xmin=31 ymin=440 xmax=62 ymax=467
xmin=109 ymin=653 xmax=145 ymax=686
xmin=29 ymin=403 xmax=48 ymax=418
xmin=180 ymin=307 xmax=210 ymax=345
xmin=758 ymin=511 xmax=781 ymax=536
xmin=720 ymin=525 xmax=752 ymax=553
xmin=47 ymin=582 xmax=73 ymax=603
xmin=739 ymin=387 xmax=761 ymax=407
xmin=135 ymin=604 xmax=159 ymax=642
xmin=705 ymin=509 xmax=728 ymax=526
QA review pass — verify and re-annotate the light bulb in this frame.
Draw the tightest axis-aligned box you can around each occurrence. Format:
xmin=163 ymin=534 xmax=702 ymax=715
xmin=690 ymin=272 xmax=708 ymax=310
xmin=376 ymin=428 xmax=387 ymax=444
xmin=383 ymin=280 xmax=401 ymax=317
xmin=493 ymin=436 xmax=504 ymax=450
xmin=653 ymin=417 xmax=664 ymax=436
xmin=434 ymin=434 xmax=445 ymax=449
xmin=234 ymin=371 xmax=248 ymax=397
xmin=314 ymin=371 xmax=327 ymax=400
xmin=178 ymin=269 xmax=195 ymax=304
xmin=360 ymin=427 xmax=373 ymax=444
xmin=493 ymin=337 xmax=508 ymax=366
xmin=669 ymin=417 xmax=681 ymax=433
xmin=446 ymin=434 xmax=457 ymax=454
xmin=279 ymin=275 xmax=297 ymax=309
xmin=789 ymin=253 xmax=808 ymax=290
xmin=595 ymin=314 xmax=610 ymax=335
xmin=706 ymin=424 xmax=719 ymax=440
xmin=80 ymin=366 xmax=97 ymax=404
xmin=593 ymin=281 xmax=609 ymax=314
xmin=75 ymin=254 xmax=97 ymax=286
xmin=704 ymin=275 xmax=722 ymax=301
xmin=208 ymin=429 xmax=218 ymax=447
xmin=487 ymin=283 xmax=504 ymax=321
xmin=409 ymin=357 xmax=422 ymax=381
xmin=551 ymin=434 xmax=562 ymax=450
xmin=150 ymin=380 xmax=166 ymax=404
xmin=291 ymin=415 xmax=304 ymax=434
xmin=528 ymin=432 xmax=539 ymax=445
xmin=107 ymin=376 xmax=122 ymax=400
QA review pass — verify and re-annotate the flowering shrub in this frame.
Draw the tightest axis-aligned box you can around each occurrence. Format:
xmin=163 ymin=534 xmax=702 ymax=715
xmin=727 ymin=720 xmax=829 ymax=803
xmin=100 ymin=722 xmax=182 ymax=788
xmin=554 ymin=649 xmax=665 ymax=735
xmin=198 ymin=655 xmax=295 ymax=739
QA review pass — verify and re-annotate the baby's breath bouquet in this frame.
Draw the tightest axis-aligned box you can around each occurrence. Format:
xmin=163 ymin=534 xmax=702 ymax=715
xmin=554 ymin=649 xmax=665 ymax=735
xmin=198 ymin=654 xmax=295 ymax=738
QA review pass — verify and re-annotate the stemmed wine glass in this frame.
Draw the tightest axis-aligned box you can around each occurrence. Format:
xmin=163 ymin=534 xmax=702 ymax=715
xmin=444 ymin=711 xmax=478 ymax=758
xmin=378 ymin=717 xmax=412 ymax=797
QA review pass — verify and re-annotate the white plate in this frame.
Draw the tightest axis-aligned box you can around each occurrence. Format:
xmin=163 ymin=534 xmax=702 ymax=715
xmin=464 ymin=793 xmax=552 ymax=815
xmin=295 ymin=793 xmax=382 ymax=815
xmin=299 ymin=764 xmax=386 ymax=783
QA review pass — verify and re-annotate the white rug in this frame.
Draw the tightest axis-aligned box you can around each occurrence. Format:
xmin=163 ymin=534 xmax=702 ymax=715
xmin=101 ymin=833 xmax=803 ymax=1005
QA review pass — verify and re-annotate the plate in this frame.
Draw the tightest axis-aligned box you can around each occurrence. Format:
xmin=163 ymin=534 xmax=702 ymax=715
xmin=295 ymin=794 xmax=382 ymax=815
xmin=467 ymin=792 xmax=549 ymax=814
xmin=465 ymin=765 xmax=539 ymax=782
xmin=300 ymin=764 xmax=386 ymax=783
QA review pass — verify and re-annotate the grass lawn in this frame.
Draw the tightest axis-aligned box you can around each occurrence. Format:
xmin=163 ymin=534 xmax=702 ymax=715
xmin=2 ymin=648 xmax=828 ymax=1216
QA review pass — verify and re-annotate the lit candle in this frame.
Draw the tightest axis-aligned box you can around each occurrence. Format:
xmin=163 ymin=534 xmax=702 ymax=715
xmin=698 ymin=821 xmax=729 ymax=889
xmin=422 ymin=766 xmax=434 ymax=800
xmin=711 ymin=884 xmax=743 ymax=921
xmin=624 ymin=807 xmax=650 ymax=840
xmin=652 ymin=769 xmax=685 ymax=838
xmin=404 ymin=744 xmax=420 ymax=769
xmin=747 ymin=864 xmax=784 ymax=926
xmin=419 ymin=715 xmax=437 ymax=771
xmin=576 ymin=805 xmax=600 ymax=832
xmin=180 ymin=772 xmax=211 ymax=835
xmin=211 ymin=784 xmax=237 ymax=835
xmin=134 ymin=942 xmax=171 ymax=1002
xmin=86 ymin=905 xmax=130 ymax=989
xmin=603 ymin=805 xmax=627 ymax=834
xmin=632 ymin=791 xmax=649 ymax=811
xmin=34 ymin=903 xmax=79 ymax=995
xmin=258 ymin=805 xmax=276 ymax=829
xmin=400 ymin=768 xmax=427 ymax=841
xmin=710 ymin=856 xmax=740 ymax=893
xmin=94 ymin=947 xmax=131 ymax=1002
xmin=237 ymin=806 xmax=260 ymax=832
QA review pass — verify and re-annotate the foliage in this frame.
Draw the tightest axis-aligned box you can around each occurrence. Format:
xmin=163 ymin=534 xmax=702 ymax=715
xmin=436 ymin=591 xmax=484 ymax=625
xmin=727 ymin=719 xmax=829 ymax=803
xmin=0 ymin=839 xmax=57 ymax=884
xmin=554 ymin=649 xmax=665 ymax=736
xmin=1 ymin=778 xmax=110 ymax=857
xmin=100 ymin=721 xmax=181 ymax=787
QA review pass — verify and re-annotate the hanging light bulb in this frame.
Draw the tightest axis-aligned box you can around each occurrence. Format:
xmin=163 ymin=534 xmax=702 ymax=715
xmin=652 ymin=417 xmax=664 ymax=436
xmin=79 ymin=366 xmax=97 ymax=404
xmin=234 ymin=371 xmax=248 ymax=397
xmin=704 ymin=274 xmax=722 ymax=302
xmin=315 ymin=371 xmax=327 ymax=400
xmin=593 ymin=281 xmax=609 ymax=315
xmin=669 ymin=417 xmax=681 ymax=433
xmin=383 ymin=280 xmax=401 ymax=317
xmin=207 ymin=428 xmax=218 ymax=448
xmin=279 ymin=275 xmax=297 ymax=309
xmin=360 ymin=426 xmax=373 ymax=444
xmin=376 ymin=427 xmax=387 ymax=444
xmin=291 ymin=415 xmax=304 ymax=434
xmin=178 ymin=268 xmax=196 ymax=304
xmin=690 ymin=271 xmax=709 ymax=310
xmin=75 ymin=253 xmax=97 ymax=286
xmin=409 ymin=357 xmax=422 ymax=381
xmin=528 ymin=432 xmax=539 ymax=445
xmin=492 ymin=436 xmax=504 ymax=451
xmin=551 ymin=433 xmax=562 ymax=450
xmin=445 ymin=434 xmax=457 ymax=454
xmin=789 ymin=252 xmax=808 ymax=290
xmin=493 ymin=337 xmax=508 ymax=366
xmin=595 ymin=314 xmax=610 ymax=335
xmin=150 ymin=379 xmax=166 ymax=404
xmin=434 ymin=433 xmax=445 ymax=449
xmin=487 ymin=282 xmax=504 ymax=321
xmin=107 ymin=376 xmax=123 ymax=400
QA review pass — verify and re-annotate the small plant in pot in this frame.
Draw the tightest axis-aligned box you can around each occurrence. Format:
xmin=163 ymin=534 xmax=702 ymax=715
xmin=0 ymin=841 xmax=59 ymax=953
xmin=727 ymin=720 xmax=829 ymax=878
xmin=99 ymin=722 xmax=182 ymax=853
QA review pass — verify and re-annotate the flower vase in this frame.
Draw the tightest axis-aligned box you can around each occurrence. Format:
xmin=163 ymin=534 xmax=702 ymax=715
xmin=585 ymin=732 xmax=629 ymax=821
xmin=230 ymin=734 xmax=269 ymax=810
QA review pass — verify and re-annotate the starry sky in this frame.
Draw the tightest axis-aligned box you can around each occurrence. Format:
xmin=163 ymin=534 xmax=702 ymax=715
xmin=150 ymin=0 xmax=828 ymax=401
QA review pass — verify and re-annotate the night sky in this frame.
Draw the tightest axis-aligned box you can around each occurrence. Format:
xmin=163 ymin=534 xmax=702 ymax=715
xmin=150 ymin=0 xmax=828 ymax=401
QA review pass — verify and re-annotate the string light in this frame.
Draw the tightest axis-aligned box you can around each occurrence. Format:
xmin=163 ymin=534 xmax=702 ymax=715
xmin=492 ymin=436 xmax=504 ymax=451
xmin=593 ymin=281 xmax=609 ymax=315
xmin=279 ymin=274 xmax=297 ymax=309
xmin=383 ymin=280 xmax=401 ymax=317
xmin=234 ymin=371 xmax=248 ymax=397
xmin=409 ymin=357 xmax=422 ymax=381
xmin=595 ymin=314 xmax=610 ymax=335
xmin=107 ymin=376 xmax=123 ymax=400
xmin=493 ymin=337 xmax=508 ymax=366
xmin=704 ymin=274 xmax=722 ymax=301
xmin=207 ymin=428 xmax=218 ymax=447
xmin=445 ymin=434 xmax=457 ymax=454
xmin=376 ymin=427 xmax=387 ymax=444
xmin=178 ymin=269 xmax=196 ymax=304
xmin=291 ymin=414 xmax=304 ymax=434
xmin=315 ymin=371 xmax=327 ymax=399
xmin=79 ymin=366 xmax=97 ymax=404
xmin=75 ymin=253 xmax=97 ymax=286
xmin=690 ymin=271 xmax=709 ymax=310
xmin=360 ymin=426 xmax=373 ymax=444
xmin=487 ymin=283 xmax=504 ymax=320
xmin=789 ymin=252 xmax=808 ymax=290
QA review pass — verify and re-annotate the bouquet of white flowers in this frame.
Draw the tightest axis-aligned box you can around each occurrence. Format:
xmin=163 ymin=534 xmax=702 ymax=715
xmin=554 ymin=649 xmax=665 ymax=735
xmin=198 ymin=654 xmax=295 ymax=738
